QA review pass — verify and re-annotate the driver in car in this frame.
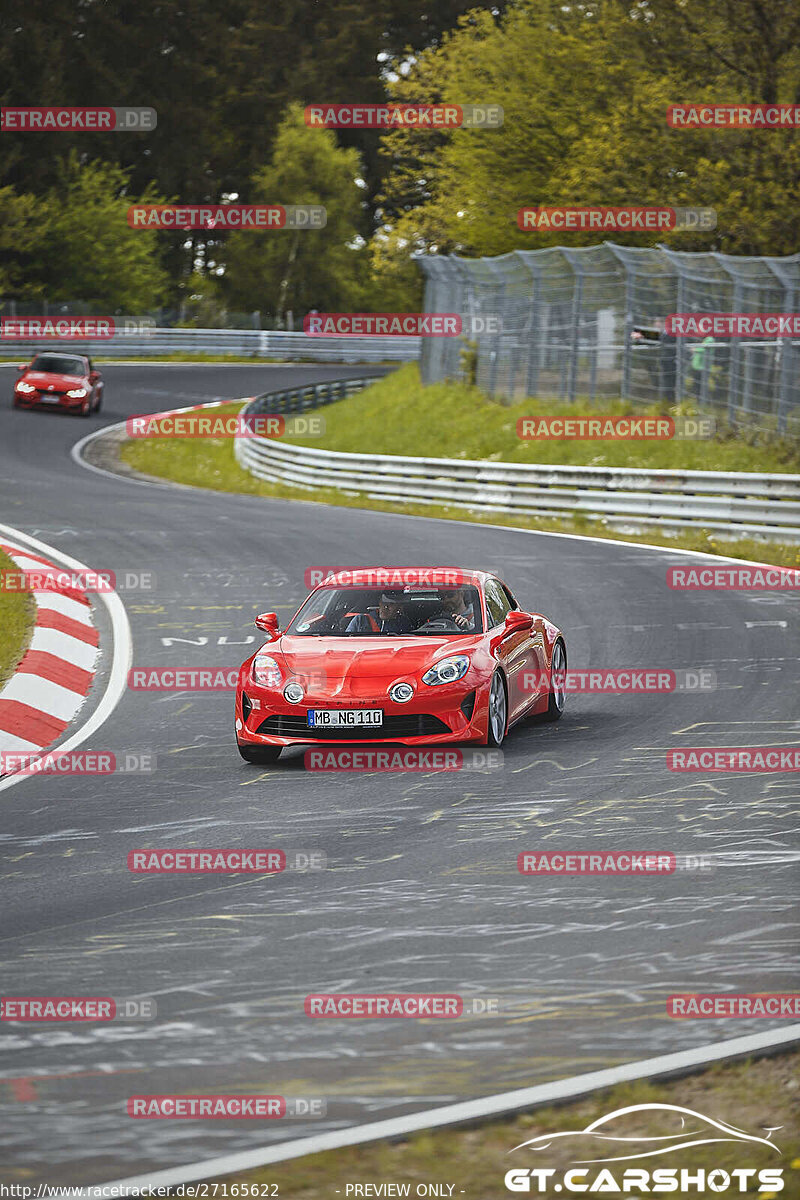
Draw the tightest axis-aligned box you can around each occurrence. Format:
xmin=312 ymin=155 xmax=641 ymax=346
xmin=345 ymin=591 xmax=413 ymax=635
xmin=434 ymin=586 xmax=475 ymax=630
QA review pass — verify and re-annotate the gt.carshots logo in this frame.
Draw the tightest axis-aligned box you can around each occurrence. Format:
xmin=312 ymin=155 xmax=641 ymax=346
xmin=1 ymin=106 xmax=156 ymax=130
xmin=304 ymin=103 xmax=503 ymax=128
xmin=504 ymin=1102 xmax=784 ymax=1194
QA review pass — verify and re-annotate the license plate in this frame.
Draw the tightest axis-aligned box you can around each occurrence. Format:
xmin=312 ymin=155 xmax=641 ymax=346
xmin=40 ymin=394 xmax=60 ymax=403
xmin=307 ymin=709 xmax=383 ymax=728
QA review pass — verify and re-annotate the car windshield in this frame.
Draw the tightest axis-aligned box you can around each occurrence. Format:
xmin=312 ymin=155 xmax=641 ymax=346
xmin=286 ymin=585 xmax=484 ymax=636
xmin=30 ymin=355 xmax=86 ymax=375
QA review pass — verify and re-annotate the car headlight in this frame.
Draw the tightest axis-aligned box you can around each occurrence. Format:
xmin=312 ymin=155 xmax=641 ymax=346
xmin=16 ymin=382 xmax=36 ymax=394
xmin=66 ymin=388 xmax=88 ymax=398
xmin=390 ymin=682 xmax=414 ymax=703
xmin=284 ymin=681 xmax=304 ymax=704
xmin=252 ymin=653 xmax=282 ymax=688
xmin=422 ymin=655 xmax=470 ymax=686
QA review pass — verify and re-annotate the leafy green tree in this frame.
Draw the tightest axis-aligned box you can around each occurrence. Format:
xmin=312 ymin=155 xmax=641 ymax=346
xmin=1 ymin=157 xmax=168 ymax=310
xmin=374 ymin=0 xmax=800 ymax=276
xmin=222 ymin=105 xmax=373 ymax=321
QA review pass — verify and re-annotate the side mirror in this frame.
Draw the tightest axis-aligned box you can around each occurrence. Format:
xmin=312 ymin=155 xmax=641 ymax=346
xmin=255 ymin=611 xmax=280 ymax=637
xmin=505 ymin=610 xmax=534 ymax=633
xmin=89 ymin=371 xmax=99 ymax=382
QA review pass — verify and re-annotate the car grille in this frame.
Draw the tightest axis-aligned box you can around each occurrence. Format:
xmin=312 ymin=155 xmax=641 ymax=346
xmin=257 ymin=713 xmax=452 ymax=740
xmin=460 ymin=690 xmax=476 ymax=720
xmin=241 ymin=692 xmax=253 ymax=721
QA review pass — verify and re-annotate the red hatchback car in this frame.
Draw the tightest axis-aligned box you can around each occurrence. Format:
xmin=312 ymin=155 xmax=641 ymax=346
xmin=12 ymin=352 xmax=103 ymax=416
xmin=235 ymin=568 xmax=567 ymax=764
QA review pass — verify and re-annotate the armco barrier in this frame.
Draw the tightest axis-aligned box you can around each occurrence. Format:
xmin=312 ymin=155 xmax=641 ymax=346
xmin=235 ymin=381 xmax=800 ymax=542
xmin=0 ymin=328 xmax=420 ymax=363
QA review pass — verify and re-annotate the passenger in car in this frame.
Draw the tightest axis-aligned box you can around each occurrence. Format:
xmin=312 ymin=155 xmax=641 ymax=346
xmin=345 ymin=591 xmax=413 ymax=634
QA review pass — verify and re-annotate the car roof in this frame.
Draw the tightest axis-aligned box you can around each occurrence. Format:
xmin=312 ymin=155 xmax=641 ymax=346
xmin=311 ymin=568 xmax=493 ymax=590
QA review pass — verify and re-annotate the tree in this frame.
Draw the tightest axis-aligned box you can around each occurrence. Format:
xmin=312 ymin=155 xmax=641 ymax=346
xmin=1 ymin=157 xmax=168 ymax=310
xmin=222 ymin=105 xmax=372 ymax=321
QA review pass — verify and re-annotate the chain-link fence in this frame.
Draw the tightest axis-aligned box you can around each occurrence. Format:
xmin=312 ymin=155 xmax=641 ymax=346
xmin=418 ymin=243 xmax=800 ymax=434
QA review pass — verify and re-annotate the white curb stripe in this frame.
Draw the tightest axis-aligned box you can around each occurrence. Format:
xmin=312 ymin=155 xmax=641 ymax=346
xmin=2 ymin=673 xmax=90 ymax=720
xmin=34 ymin=590 xmax=95 ymax=624
xmin=28 ymin=627 xmax=99 ymax=671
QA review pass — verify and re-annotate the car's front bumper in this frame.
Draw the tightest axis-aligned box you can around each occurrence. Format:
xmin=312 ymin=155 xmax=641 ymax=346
xmin=15 ymin=392 xmax=86 ymax=411
xmin=236 ymin=681 xmax=488 ymax=747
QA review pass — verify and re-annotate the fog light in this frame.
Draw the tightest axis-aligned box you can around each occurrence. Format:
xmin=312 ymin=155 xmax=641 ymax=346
xmin=284 ymin=682 xmax=305 ymax=704
xmin=390 ymin=682 xmax=414 ymax=703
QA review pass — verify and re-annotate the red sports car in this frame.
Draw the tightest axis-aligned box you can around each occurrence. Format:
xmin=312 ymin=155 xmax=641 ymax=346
xmin=235 ymin=568 xmax=567 ymax=764
xmin=12 ymin=352 xmax=104 ymax=416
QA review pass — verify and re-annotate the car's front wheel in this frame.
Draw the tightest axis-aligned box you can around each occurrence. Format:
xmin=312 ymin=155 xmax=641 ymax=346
xmin=485 ymin=670 xmax=507 ymax=747
xmin=80 ymin=396 xmax=91 ymax=417
xmin=543 ymin=638 xmax=567 ymax=721
xmin=237 ymin=742 xmax=281 ymax=765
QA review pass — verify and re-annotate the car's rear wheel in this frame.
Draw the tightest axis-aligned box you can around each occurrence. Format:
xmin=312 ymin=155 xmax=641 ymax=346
xmin=237 ymin=742 xmax=281 ymax=765
xmin=485 ymin=671 xmax=507 ymax=747
xmin=543 ymin=639 xmax=567 ymax=721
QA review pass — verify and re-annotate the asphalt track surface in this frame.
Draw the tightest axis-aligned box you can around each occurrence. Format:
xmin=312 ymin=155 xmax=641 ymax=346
xmin=0 ymin=362 xmax=798 ymax=1186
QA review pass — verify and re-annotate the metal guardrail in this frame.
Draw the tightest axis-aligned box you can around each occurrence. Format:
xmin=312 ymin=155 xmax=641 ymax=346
xmin=235 ymin=379 xmax=800 ymax=542
xmin=0 ymin=329 xmax=420 ymax=363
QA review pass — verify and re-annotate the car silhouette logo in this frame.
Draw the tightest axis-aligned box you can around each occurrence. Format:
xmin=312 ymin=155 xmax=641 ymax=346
xmin=510 ymin=1103 xmax=782 ymax=1164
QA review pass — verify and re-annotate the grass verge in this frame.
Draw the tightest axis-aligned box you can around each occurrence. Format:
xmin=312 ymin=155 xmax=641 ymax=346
xmin=202 ymin=1051 xmax=800 ymax=1197
xmin=0 ymin=547 xmax=36 ymax=689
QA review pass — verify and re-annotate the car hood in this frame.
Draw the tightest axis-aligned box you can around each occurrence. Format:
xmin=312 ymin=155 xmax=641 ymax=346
xmin=24 ymin=371 xmax=88 ymax=389
xmin=272 ymin=634 xmax=480 ymax=690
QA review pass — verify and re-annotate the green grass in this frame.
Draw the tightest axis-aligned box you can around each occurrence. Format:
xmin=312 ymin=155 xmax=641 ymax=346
xmin=283 ymin=364 xmax=800 ymax=473
xmin=202 ymin=1051 xmax=800 ymax=1197
xmin=120 ymin=369 xmax=800 ymax=571
xmin=0 ymin=548 xmax=36 ymax=689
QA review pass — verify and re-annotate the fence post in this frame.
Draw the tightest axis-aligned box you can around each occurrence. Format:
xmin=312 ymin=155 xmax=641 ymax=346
xmin=567 ymin=265 xmax=583 ymax=403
